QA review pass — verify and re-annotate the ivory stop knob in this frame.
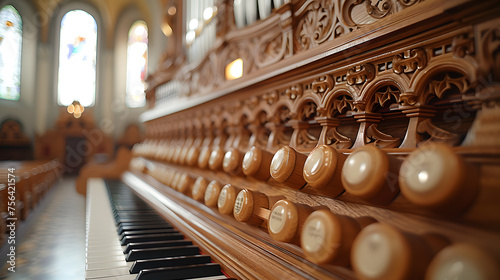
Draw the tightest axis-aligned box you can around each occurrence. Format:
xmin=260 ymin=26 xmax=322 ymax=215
xmin=399 ymin=143 xmax=478 ymax=214
xmin=303 ymin=145 xmax=346 ymax=197
xmin=218 ymin=184 xmax=240 ymax=215
xmin=351 ymin=223 xmax=446 ymax=280
xmin=191 ymin=177 xmax=209 ymax=201
xmin=204 ymin=180 xmax=222 ymax=207
xmin=185 ymin=146 xmax=201 ymax=166
xmin=169 ymin=172 xmax=181 ymax=190
xmin=222 ymin=148 xmax=243 ymax=175
xmin=301 ymin=209 xmax=375 ymax=266
xmin=426 ymin=243 xmax=500 ymax=280
xmin=197 ymin=146 xmax=212 ymax=169
xmin=172 ymin=145 xmax=184 ymax=164
xmin=177 ymin=173 xmax=194 ymax=195
xmin=341 ymin=144 xmax=400 ymax=204
xmin=270 ymin=146 xmax=307 ymax=189
xmin=268 ymin=200 xmax=313 ymax=244
xmin=242 ymin=146 xmax=273 ymax=181
xmin=233 ymin=189 xmax=269 ymax=226
xmin=208 ymin=147 xmax=225 ymax=171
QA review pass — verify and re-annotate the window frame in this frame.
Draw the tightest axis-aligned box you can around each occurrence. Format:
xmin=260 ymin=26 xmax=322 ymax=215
xmin=53 ymin=3 xmax=102 ymax=109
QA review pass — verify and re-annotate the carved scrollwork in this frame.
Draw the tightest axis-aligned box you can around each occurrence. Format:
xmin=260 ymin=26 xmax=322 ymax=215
xmin=296 ymin=129 xmax=318 ymax=148
xmin=393 ymin=48 xmax=427 ymax=74
xmin=324 ymin=127 xmax=352 ymax=149
xmin=256 ymin=31 xmax=292 ymax=68
xmin=479 ymin=24 xmax=500 ymax=81
xmin=198 ymin=58 xmax=216 ymax=90
xmin=400 ymin=92 xmax=419 ymax=106
xmin=452 ymin=34 xmax=474 ymax=58
xmin=427 ymin=73 xmax=470 ymax=100
xmin=354 ymin=101 xmax=367 ymax=112
xmin=296 ymin=0 xmax=336 ymax=51
xmin=366 ymin=124 xmax=401 ymax=148
xmin=347 ymin=64 xmax=375 ymax=85
xmin=299 ymin=102 xmax=318 ymax=120
xmin=332 ymin=94 xmax=355 ymax=115
xmin=277 ymin=106 xmax=292 ymax=123
xmin=397 ymin=0 xmax=422 ymax=7
xmin=311 ymin=75 xmax=335 ymax=95
xmin=285 ymin=84 xmax=303 ymax=100
xmin=365 ymin=0 xmax=392 ymax=19
xmin=246 ymin=96 xmax=260 ymax=110
xmin=373 ymin=86 xmax=401 ymax=108
xmin=263 ymin=91 xmax=279 ymax=105
xmin=227 ymin=101 xmax=244 ymax=115
xmin=417 ymin=119 xmax=461 ymax=146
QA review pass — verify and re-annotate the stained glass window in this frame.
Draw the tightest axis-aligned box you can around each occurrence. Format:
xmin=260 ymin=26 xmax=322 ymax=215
xmin=126 ymin=21 xmax=147 ymax=108
xmin=58 ymin=10 xmax=97 ymax=107
xmin=0 ymin=5 xmax=22 ymax=101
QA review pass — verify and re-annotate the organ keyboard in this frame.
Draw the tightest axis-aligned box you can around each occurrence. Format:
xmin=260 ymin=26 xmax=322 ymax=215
xmin=82 ymin=0 xmax=500 ymax=279
xmin=85 ymin=178 xmax=234 ymax=280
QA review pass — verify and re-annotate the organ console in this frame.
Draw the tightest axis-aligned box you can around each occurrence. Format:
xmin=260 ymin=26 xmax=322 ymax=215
xmin=83 ymin=0 xmax=500 ymax=279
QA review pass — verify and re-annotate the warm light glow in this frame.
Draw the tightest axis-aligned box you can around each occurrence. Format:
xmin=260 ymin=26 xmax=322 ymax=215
xmin=185 ymin=30 xmax=195 ymax=46
xmin=203 ymin=7 xmax=217 ymax=21
xmin=67 ymin=100 xmax=84 ymax=118
xmin=134 ymin=25 xmax=147 ymax=37
xmin=161 ymin=22 xmax=172 ymax=37
xmin=225 ymin=58 xmax=243 ymax=80
xmin=188 ymin=18 xmax=199 ymax=31
xmin=167 ymin=6 xmax=176 ymax=16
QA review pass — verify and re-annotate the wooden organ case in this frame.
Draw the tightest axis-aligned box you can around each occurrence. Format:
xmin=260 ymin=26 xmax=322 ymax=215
xmin=123 ymin=0 xmax=500 ymax=279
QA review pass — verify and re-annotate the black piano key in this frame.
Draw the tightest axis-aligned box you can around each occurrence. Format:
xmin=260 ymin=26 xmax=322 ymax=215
xmin=120 ymin=229 xmax=179 ymax=240
xmin=135 ymin=263 xmax=224 ymax=280
xmin=116 ymin=219 xmax=170 ymax=226
xmin=129 ymin=254 xmax=212 ymax=274
xmin=124 ymin=240 xmax=193 ymax=254
xmin=126 ymin=245 xmax=200 ymax=261
xmin=118 ymin=221 xmax=170 ymax=227
xmin=121 ymin=233 xmax=184 ymax=245
xmin=118 ymin=224 xmax=174 ymax=235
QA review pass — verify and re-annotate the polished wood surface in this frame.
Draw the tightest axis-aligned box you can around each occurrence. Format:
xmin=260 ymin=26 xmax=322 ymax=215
xmin=84 ymin=0 xmax=500 ymax=279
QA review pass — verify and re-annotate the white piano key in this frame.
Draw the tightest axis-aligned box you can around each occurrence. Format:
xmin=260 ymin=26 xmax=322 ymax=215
xmin=86 ymin=260 xmax=133 ymax=270
xmin=85 ymin=179 xmax=130 ymax=279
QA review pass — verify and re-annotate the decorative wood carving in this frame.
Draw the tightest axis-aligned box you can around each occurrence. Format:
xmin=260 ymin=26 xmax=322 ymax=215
xmin=347 ymin=64 xmax=375 ymax=85
xmin=427 ymin=73 xmax=470 ymax=100
xmin=311 ymin=75 xmax=334 ymax=96
xmin=295 ymin=0 xmax=336 ymax=52
xmin=393 ymin=48 xmax=427 ymax=74
xmin=417 ymin=118 xmax=461 ymax=146
xmin=128 ymin=1 xmax=500 ymax=279
xmin=366 ymin=123 xmax=401 ymax=148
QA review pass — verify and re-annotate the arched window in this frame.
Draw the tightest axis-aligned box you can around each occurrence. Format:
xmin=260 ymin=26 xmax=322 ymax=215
xmin=126 ymin=20 xmax=147 ymax=108
xmin=0 ymin=5 xmax=22 ymax=101
xmin=57 ymin=10 xmax=97 ymax=107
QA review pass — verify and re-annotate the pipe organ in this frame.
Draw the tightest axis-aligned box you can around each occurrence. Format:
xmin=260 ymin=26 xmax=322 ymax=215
xmin=87 ymin=0 xmax=500 ymax=279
